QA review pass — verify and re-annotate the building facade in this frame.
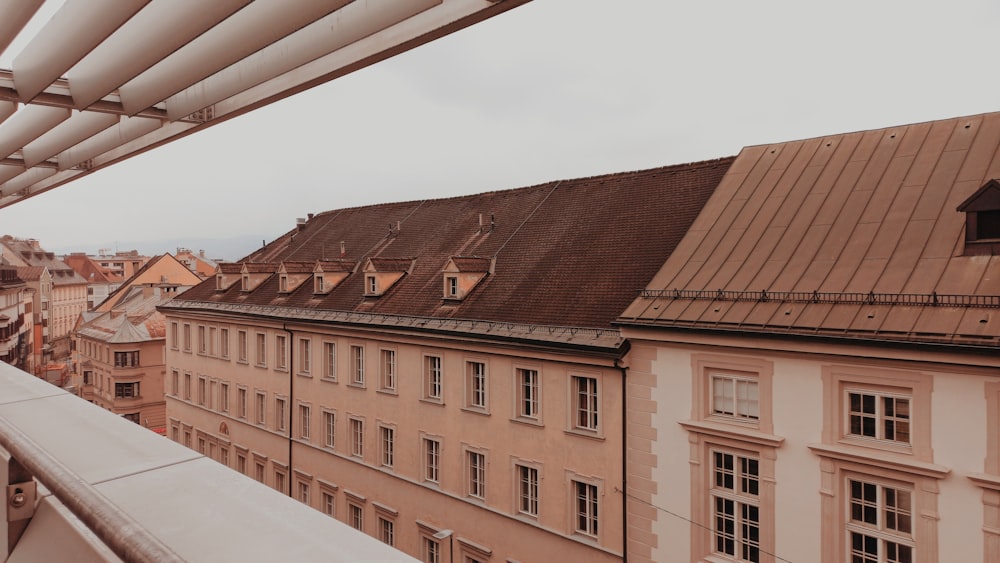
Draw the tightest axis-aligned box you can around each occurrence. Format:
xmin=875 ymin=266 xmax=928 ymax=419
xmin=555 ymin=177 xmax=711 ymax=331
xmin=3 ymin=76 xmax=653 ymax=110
xmin=161 ymin=160 xmax=733 ymax=562
xmin=63 ymin=252 xmax=124 ymax=309
xmin=1 ymin=237 xmax=87 ymax=362
xmin=76 ymin=284 xmax=190 ymax=433
xmin=618 ymin=112 xmax=1000 ymax=563
xmin=0 ymin=266 xmax=31 ymax=370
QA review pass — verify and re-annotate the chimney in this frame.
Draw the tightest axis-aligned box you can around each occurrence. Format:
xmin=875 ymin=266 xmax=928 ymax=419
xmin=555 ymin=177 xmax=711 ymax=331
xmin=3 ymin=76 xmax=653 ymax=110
xmin=296 ymin=218 xmax=307 ymax=231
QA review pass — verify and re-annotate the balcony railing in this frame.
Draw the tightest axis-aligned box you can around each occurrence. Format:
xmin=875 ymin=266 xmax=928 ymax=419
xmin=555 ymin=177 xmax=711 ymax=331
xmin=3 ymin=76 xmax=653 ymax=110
xmin=0 ymin=362 xmax=418 ymax=562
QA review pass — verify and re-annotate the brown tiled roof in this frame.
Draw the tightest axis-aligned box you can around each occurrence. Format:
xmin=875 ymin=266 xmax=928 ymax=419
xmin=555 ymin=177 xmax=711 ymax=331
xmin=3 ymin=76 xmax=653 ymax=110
xmin=315 ymin=260 xmax=355 ymax=273
xmin=451 ymin=257 xmax=492 ymax=272
xmin=170 ymin=158 xmax=734 ymax=328
xmin=280 ymin=261 xmax=315 ymax=274
xmin=217 ymin=263 xmax=243 ymax=274
xmin=63 ymin=254 xmax=123 ymax=284
xmin=15 ymin=266 xmax=45 ymax=282
xmin=619 ymin=112 xmax=1000 ymax=348
xmin=366 ymin=257 xmax=414 ymax=272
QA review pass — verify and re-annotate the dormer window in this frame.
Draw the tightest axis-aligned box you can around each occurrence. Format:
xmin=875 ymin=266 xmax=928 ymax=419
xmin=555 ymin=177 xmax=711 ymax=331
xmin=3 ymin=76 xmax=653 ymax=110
xmin=279 ymin=275 xmax=289 ymax=293
xmin=441 ymin=256 xmax=492 ymax=301
xmin=958 ymin=179 xmax=1000 ymax=255
xmin=241 ymin=274 xmax=250 ymax=291
xmin=361 ymin=258 xmax=413 ymax=298
xmin=315 ymin=276 xmax=325 ymax=293
xmin=216 ymin=274 xmax=224 ymax=291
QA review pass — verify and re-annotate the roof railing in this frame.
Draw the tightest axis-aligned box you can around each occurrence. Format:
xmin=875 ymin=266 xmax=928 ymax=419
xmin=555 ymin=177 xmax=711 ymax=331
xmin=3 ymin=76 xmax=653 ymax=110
xmin=639 ymin=289 xmax=1000 ymax=308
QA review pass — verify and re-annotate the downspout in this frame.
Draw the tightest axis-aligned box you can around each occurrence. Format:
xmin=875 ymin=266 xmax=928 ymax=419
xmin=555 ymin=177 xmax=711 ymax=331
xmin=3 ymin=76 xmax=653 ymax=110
xmin=282 ymin=323 xmax=293 ymax=498
xmin=616 ymin=356 xmax=628 ymax=563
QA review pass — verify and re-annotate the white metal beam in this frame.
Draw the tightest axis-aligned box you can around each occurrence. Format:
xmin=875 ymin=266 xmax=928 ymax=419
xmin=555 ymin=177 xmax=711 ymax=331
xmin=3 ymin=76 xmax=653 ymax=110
xmin=11 ymin=0 xmax=151 ymax=102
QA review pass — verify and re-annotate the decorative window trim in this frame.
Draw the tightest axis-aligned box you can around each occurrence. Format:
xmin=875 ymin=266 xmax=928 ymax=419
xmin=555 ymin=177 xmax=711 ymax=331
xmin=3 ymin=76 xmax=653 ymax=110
xmin=821 ymin=365 xmax=933 ymax=462
xmin=692 ymin=353 xmax=774 ymax=434
xmin=566 ymin=470 xmax=603 ymax=541
xmin=513 ymin=365 xmax=543 ymax=425
xmin=814 ymin=456 xmax=941 ymax=563
xmin=567 ymin=373 xmax=602 ymax=438
xmin=422 ymin=354 xmax=444 ymax=404
xmin=512 ymin=456 xmax=542 ymax=519
xmin=464 ymin=359 xmax=489 ymax=414
xmin=687 ymin=431 xmax=776 ymax=563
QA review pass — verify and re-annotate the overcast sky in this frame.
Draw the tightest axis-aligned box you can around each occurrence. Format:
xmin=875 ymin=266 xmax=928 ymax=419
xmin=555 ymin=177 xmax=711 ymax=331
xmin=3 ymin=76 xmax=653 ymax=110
xmin=2 ymin=0 xmax=999 ymax=259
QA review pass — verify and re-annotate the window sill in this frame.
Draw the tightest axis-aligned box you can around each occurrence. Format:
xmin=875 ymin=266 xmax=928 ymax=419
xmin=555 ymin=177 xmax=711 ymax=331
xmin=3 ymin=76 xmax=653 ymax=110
xmin=320 ymin=376 xmax=337 ymax=384
xmin=511 ymin=417 xmax=543 ymax=428
xmin=296 ymin=371 xmax=312 ymax=378
xmin=680 ymin=419 xmax=783 ymax=448
xmin=419 ymin=398 xmax=444 ymax=407
xmin=461 ymin=406 xmax=490 ymax=417
xmin=564 ymin=428 xmax=604 ymax=441
xmin=347 ymin=382 xmax=366 ymax=390
xmin=376 ymin=389 xmax=398 ymax=397
xmin=808 ymin=442 xmax=950 ymax=479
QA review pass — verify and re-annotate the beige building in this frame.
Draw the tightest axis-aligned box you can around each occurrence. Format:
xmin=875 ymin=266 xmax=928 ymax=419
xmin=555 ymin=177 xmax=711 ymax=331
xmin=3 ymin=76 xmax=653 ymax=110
xmin=96 ymin=253 xmax=201 ymax=313
xmin=618 ymin=112 xmax=1000 ymax=562
xmin=161 ymin=159 xmax=733 ymax=562
xmin=76 ymin=283 xmax=190 ymax=433
xmin=63 ymin=253 xmax=124 ymax=309
xmin=0 ymin=265 xmax=31 ymax=371
xmin=1 ymin=236 xmax=87 ymax=362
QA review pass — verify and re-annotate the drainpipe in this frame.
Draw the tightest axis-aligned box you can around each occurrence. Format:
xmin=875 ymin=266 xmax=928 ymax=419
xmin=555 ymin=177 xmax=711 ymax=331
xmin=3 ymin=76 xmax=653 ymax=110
xmin=616 ymin=356 xmax=628 ymax=563
xmin=282 ymin=323 xmax=293 ymax=498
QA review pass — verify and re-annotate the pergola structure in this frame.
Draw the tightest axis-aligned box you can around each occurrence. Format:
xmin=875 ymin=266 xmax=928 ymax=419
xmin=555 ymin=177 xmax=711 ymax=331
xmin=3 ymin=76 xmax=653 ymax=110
xmin=0 ymin=0 xmax=530 ymax=208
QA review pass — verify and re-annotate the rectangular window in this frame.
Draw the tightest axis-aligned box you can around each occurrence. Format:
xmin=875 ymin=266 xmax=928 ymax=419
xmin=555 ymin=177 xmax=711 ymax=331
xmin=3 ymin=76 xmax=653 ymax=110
xmin=238 ymin=387 xmax=248 ymax=419
xmin=275 ymin=335 xmax=287 ymax=370
xmin=323 ymin=342 xmax=336 ymax=380
xmin=170 ymin=322 xmax=178 ymax=350
xmin=350 ymin=345 xmax=365 ymax=385
xmin=321 ymin=491 xmax=335 ymax=516
xmin=517 ymin=464 xmax=539 ymax=517
xmin=197 ymin=376 xmax=207 ymax=405
xmin=423 ymin=537 xmax=441 ymax=563
xmin=380 ymin=426 xmax=395 ymax=468
xmin=711 ymin=451 xmax=760 ymax=562
xmin=184 ymin=373 xmax=191 ymax=400
xmin=467 ymin=451 xmax=486 ymax=499
xmin=183 ymin=324 xmax=191 ymax=351
xmin=298 ymin=481 xmax=310 ymax=504
xmin=208 ymin=326 xmax=217 ymax=356
xmin=517 ymin=368 xmax=540 ymax=419
xmin=170 ymin=370 xmax=179 ymax=396
xmin=236 ymin=452 xmax=247 ymax=474
xmin=238 ymin=330 xmax=248 ymax=363
xmin=299 ymin=404 xmax=311 ymax=440
xmin=378 ymin=517 xmax=395 ymax=546
xmin=573 ymin=376 xmax=599 ymax=431
xmin=380 ymin=349 xmax=397 ymax=391
xmin=274 ymin=469 xmax=286 ymax=494
xmin=219 ymin=382 xmax=229 ymax=413
xmin=350 ymin=418 xmax=364 ymax=457
xmin=847 ymin=391 xmax=911 ymax=444
xmin=712 ymin=373 xmax=760 ymax=421
xmin=220 ymin=328 xmax=229 ymax=359
xmin=113 ymin=351 xmax=140 ymax=367
xmin=847 ymin=479 xmax=913 ymax=563
xmin=254 ymin=462 xmax=265 ymax=483
xmin=424 ymin=355 xmax=443 ymax=401
xmin=323 ymin=410 xmax=336 ymax=449
xmin=198 ymin=325 xmax=206 ymax=354
xmin=275 ymin=397 xmax=287 ymax=433
xmin=349 ymin=504 xmax=364 ymax=531
xmin=255 ymin=333 xmax=266 ymax=366
xmin=466 ymin=361 xmax=487 ymax=409
xmin=574 ymin=480 xmax=599 ymax=537
xmin=423 ymin=438 xmax=441 ymax=483
xmin=255 ymin=391 xmax=266 ymax=425
xmin=299 ymin=338 xmax=311 ymax=374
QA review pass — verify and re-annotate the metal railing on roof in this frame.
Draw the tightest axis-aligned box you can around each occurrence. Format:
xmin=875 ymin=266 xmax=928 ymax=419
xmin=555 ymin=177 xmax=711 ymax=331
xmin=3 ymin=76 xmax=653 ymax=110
xmin=639 ymin=289 xmax=1000 ymax=308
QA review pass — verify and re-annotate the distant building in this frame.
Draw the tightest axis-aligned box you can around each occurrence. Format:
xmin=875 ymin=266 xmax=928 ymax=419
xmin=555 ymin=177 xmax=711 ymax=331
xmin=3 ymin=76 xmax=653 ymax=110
xmin=14 ymin=266 xmax=50 ymax=374
xmin=618 ymin=112 xmax=1000 ymax=563
xmin=0 ymin=265 xmax=31 ymax=371
xmin=96 ymin=253 xmax=202 ymax=313
xmin=76 ymin=283 xmax=191 ymax=434
xmin=160 ymin=159 xmax=733 ymax=562
xmin=92 ymin=249 xmax=149 ymax=280
xmin=62 ymin=252 xmax=124 ymax=309
xmin=174 ymin=248 xmax=219 ymax=279
xmin=0 ymin=236 xmax=87 ymax=362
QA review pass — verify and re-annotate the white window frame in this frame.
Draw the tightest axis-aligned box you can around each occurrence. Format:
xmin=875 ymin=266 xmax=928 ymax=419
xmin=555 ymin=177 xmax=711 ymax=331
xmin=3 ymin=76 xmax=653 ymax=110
xmin=424 ymin=355 xmax=443 ymax=402
xmin=571 ymin=375 xmax=599 ymax=432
